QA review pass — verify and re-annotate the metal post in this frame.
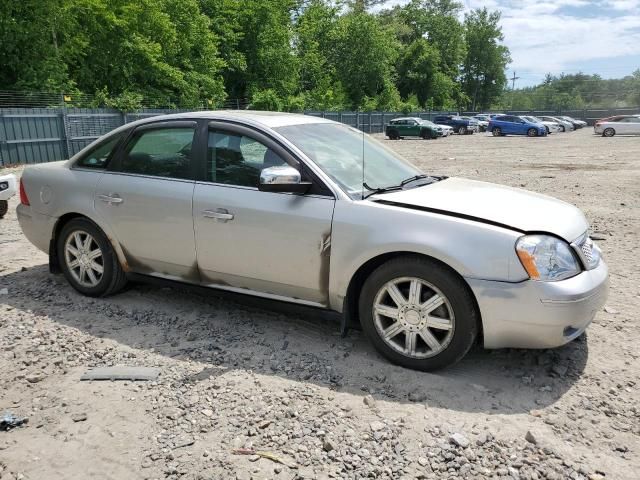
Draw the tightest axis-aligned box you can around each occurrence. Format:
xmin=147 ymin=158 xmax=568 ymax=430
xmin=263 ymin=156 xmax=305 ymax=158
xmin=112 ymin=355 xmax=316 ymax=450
xmin=58 ymin=110 xmax=69 ymax=160
xmin=61 ymin=108 xmax=71 ymax=159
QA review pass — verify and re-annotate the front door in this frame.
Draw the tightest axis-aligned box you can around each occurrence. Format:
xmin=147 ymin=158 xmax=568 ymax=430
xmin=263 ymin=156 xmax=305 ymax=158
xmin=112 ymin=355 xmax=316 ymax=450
xmin=95 ymin=122 xmax=199 ymax=281
xmin=193 ymin=125 xmax=335 ymax=305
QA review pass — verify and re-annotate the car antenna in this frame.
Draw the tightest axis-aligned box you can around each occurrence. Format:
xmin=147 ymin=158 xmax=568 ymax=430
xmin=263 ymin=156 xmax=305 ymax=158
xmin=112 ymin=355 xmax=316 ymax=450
xmin=361 ymin=119 xmax=365 ymax=200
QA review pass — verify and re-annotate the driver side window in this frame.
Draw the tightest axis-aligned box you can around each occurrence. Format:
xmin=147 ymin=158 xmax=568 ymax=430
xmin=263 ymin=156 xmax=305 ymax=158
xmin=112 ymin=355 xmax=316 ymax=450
xmin=207 ymin=130 xmax=287 ymax=187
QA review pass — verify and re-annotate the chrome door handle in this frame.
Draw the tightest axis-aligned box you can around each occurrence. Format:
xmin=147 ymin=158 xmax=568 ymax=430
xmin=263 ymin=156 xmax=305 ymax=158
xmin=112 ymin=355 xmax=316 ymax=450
xmin=202 ymin=209 xmax=234 ymax=222
xmin=97 ymin=194 xmax=123 ymax=205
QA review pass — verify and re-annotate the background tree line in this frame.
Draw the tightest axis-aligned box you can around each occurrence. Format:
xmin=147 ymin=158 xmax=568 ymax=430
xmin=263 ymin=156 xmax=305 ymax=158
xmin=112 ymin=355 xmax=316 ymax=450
xmin=498 ymin=72 xmax=640 ymax=111
xmin=1 ymin=0 xmax=512 ymax=111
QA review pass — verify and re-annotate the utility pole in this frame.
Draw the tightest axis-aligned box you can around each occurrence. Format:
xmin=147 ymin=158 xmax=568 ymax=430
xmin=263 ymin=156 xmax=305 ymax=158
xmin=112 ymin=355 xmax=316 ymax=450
xmin=510 ymin=71 xmax=520 ymax=111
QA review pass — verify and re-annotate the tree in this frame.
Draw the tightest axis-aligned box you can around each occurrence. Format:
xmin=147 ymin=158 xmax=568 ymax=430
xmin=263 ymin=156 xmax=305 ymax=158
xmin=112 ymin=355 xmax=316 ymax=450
xmin=460 ymin=8 xmax=510 ymax=111
xmin=330 ymin=11 xmax=399 ymax=108
xmin=396 ymin=38 xmax=440 ymax=108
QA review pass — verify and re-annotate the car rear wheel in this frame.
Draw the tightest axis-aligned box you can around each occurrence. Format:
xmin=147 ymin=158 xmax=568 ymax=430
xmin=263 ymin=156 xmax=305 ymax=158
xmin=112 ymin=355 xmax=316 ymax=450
xmin=388 ymin=130 xmax=400 ymax=140
xmin=560 ymin=125 xmax=566 ymax=132
xmin=359 ymin=256 xmax=478 ymax=371
xmin=457 ymin=126 xmax=467 ymax=135
xmin=603 ymin=128 xmax=615 ymax=137
xmin=527 ymin=128 xmax=538 ymax=137
xmin=57 ymin=218 xmax=127 ymax=297
xmin=492 ymin=127 xmax=502 ymax=136
xmin=0 ymin=200 xmax=8 ymax=219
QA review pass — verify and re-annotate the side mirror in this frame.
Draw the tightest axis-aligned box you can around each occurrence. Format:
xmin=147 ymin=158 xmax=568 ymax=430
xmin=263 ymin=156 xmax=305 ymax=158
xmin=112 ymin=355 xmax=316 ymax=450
xmin=259 ymin=165 xmax=311 ymax=194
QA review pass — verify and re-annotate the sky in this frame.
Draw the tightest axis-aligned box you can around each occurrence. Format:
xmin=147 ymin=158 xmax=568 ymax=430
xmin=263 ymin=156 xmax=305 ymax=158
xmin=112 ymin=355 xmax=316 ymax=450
xmin=383 ymin=0 xmax=640 ymax=87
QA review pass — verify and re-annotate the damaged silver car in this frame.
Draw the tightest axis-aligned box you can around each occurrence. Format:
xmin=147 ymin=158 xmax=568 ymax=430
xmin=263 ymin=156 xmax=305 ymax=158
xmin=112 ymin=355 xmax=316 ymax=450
xmin=17 ymin=112 xmax=608 ymax=370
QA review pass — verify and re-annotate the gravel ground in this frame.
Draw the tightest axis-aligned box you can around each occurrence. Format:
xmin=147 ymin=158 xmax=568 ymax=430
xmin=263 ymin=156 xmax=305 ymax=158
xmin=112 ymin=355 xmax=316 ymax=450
xmin=0 ymin=128 xmax=638 ymax=480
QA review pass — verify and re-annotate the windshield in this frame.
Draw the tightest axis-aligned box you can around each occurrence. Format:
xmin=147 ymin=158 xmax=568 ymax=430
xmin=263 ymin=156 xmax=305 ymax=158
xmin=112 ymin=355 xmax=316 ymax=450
xmin=420 ymin=120 xmax=437 ymax=127
xmin=275 ymin=123 xmax=421 ymax=198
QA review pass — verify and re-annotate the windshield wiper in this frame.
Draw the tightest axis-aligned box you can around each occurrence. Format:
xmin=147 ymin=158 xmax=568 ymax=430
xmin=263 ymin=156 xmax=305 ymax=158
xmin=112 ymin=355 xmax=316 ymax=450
xmin=362 ymin=175 xmax=446 ymax=199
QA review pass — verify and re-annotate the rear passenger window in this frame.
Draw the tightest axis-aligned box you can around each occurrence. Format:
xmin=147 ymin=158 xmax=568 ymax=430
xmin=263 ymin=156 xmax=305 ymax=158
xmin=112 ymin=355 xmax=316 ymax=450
xmin=75 ymin=134 xmax=122 ymax=169
xmin=119 ymin=128 xmax=195 ymax=180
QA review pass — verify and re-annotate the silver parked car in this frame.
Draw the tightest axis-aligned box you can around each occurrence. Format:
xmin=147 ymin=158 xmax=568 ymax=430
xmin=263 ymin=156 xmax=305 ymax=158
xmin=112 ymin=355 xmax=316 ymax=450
xmin=17 ymin=111 xmax=609 ymax=370
xmin=538 ymin=116 xmax=574 ymax=132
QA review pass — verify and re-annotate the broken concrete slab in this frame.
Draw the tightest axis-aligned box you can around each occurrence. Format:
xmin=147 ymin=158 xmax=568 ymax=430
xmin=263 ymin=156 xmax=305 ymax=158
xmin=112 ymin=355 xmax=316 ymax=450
xmin=80 ymin=366 xmax=160 ymax=381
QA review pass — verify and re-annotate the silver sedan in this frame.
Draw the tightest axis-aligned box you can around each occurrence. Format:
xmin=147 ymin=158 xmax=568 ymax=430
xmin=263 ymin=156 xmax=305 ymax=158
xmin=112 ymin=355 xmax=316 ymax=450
xmin=17 ymin=112 xmax=608 ymax=370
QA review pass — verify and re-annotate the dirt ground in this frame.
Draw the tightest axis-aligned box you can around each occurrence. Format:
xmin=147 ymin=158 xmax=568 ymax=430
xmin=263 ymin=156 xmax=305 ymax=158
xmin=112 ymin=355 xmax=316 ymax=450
xmin=0 ymin=128 xmax=638 ymax=480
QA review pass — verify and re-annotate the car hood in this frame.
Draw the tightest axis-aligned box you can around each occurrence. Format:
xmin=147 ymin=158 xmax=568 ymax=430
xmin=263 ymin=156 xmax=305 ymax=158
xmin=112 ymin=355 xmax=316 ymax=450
xmin=372 ymin=177 xmax=588 ymax=242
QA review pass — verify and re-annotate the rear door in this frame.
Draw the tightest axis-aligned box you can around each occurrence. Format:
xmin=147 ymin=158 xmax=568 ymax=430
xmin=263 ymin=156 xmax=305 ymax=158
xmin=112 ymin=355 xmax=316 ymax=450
xmin=95 ymin=121 xmax=200 ymax=281
xmin=192 ymin=122 xmax=335 ymax=305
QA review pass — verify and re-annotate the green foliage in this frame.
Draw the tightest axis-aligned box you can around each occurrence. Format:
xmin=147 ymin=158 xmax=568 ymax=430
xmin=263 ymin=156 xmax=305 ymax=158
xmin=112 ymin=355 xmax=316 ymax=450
xmin=249 ymin=89 xmax=283 ymax=111
xmin=495 ymin=71 xmax=640 ymax=110
xmin=1 ymin=0 xmax=518 ymax=112
xmin=461 ymin=8 xmax=510 ymax=110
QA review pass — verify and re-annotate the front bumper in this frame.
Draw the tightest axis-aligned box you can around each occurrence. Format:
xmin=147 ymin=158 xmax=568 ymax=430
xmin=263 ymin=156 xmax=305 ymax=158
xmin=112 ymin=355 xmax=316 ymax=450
xmin=594 ymin=126 xmax=603 ymax=134
xmin=467 ymin=260 xmax=609 ymax=349
xmin=0 ymin=174 xmax=17 ymax=201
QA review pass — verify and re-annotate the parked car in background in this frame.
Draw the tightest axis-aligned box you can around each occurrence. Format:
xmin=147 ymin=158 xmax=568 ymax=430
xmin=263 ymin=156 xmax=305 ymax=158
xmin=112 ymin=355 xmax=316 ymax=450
xmin=0 ymin=173 xmax=18 ymax=218
xmin=432 ymin=115 xmax=479 ymax=135
xmin=521 ymin=116 xmax=562 ymax=134
xmin=385 ymin=117 xmax=440 ymax=140
xmin=473 ymin=114 xmax=491 ymax=122
xmin=558 ymin=116 xmax=587 ymax=129
xmin=538 ymin=116 xmax=574 ymax=132
xmin=462 ymin=116 xmax=488 ymax=132
xmin=435 ymin=123 xmax=454 ymax=137
xmin=594 ymin=115 xmax=640 ymax=136
xmin=488 ymin=115 xmax=547 ymax=137
xmin=16 ymin=111 xmax=608 ymax=371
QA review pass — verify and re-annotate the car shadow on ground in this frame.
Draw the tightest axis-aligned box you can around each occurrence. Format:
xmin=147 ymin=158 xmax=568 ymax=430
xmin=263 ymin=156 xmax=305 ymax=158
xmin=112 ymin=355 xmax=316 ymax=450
xmin=2 ymin=264 xmax=589 ymax=415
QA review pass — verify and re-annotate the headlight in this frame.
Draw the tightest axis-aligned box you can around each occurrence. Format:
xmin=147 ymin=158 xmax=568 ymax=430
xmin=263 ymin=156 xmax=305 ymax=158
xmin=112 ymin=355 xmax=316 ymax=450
xmin=516 ymin=235 xmax=581 ymax=281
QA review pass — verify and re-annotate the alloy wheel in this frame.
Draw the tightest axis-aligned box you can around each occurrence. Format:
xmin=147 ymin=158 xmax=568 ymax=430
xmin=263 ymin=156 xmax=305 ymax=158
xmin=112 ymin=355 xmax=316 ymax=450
xmin=372 ymin=277 xmax=455 ymax=359
xmin=64 ymin=230 xmax=104 ymax=288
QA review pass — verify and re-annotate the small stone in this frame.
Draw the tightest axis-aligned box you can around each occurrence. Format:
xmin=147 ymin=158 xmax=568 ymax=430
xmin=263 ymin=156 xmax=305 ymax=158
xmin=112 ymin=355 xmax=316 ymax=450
xmin=449 ymin=433 xmax=470 ymax=448
xmin=201 ymin=409 xmax=213 ymax=417
xmin=408 ymin=390 xmax=427 ymax=402
xmin=476 ymin=433 xmax=489 ymax=446
xmin=26 ymin=374 xmax=45 ymax=384
xmin=248 ymin=454 xmax=260 ymax=462
xmin=417 ymin=456 xmax=428 ymax=466
xmin=604 ymin=306 xmax=618 ymax=314
xmin=551 ymin=364 xmax=568 ymax=376
xmin=323 ymin=437 xmax=336 ymax=452
xmin=525 ymin=430 xmax=538 ymax=445
xmin=0 ymin=288 xmax=8 ymax=295
xmin=363 ymin=395 xmax=376 ymax=407
xmin=71 ymin=413 xmax=87 ymax=422
xmin=370 ymin=421 xmax=385 ymax=432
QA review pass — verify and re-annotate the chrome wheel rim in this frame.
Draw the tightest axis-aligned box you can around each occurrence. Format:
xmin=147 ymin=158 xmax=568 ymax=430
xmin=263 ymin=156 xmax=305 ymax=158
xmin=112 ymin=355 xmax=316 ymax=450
xmin=493 ymin=128 xmax=500 ymax=136
xmin=64 ymin=230 xmax=104 ymax=288
xmin=373 ymin=277 xmax=455 ymax=359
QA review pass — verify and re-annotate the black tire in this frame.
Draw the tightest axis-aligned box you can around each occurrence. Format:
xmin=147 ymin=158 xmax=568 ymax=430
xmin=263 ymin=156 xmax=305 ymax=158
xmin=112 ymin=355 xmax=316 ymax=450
xmin=560 ymin=125 xmax=566 ymax=132
xmin=527 ymin=128 xmax=538 ymax=137
xmin=388 ymin=130 xmax=400 ymax=140
xmin=457 ymin=126 xmax=467 ymax=135
xmin=57 ymin=217 xmax=127 ymax=297
xmin=603 ymin=128 xmax=615 ymax=137
xmin=545 ymin=126 xmax=550 ymax=135
xmin=492 ymin=127 xmax=502 ymax=136
xmin=0 ymin=200 xmax=8 ymax=219
xmin=358 ymin=256 xmax=479 ymax=371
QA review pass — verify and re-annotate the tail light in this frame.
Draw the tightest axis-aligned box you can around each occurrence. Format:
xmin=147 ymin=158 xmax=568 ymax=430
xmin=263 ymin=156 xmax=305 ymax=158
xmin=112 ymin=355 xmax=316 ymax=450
xmin=19 ymin=178 xmax=30 ymax=205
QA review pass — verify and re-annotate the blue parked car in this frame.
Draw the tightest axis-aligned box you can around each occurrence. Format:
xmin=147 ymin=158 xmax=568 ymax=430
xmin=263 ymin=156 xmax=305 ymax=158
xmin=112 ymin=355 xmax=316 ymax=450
xmin=488 ymin=115 xmax=547 ymax=137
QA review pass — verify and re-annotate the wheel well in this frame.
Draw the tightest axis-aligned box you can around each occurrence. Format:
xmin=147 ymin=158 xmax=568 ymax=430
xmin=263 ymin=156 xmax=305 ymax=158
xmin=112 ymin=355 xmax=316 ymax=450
xmin=343 ymin=252 xmax=482 ymax=338
xmin=49 ymin=212 xmax=89 ymax=273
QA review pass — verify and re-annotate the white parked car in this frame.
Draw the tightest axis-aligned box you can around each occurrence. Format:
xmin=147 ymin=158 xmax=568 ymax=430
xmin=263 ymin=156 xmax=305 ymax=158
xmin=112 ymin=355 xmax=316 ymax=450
xmin=16 ymin=111 xmax=608 ymax=371
xmin=594 ymin=115 xmax=640 ymax=136
xmin=0 ymin=173 xmax=18 ymax=218
xmin=558 ymin=116 xmax=587 ymax=129
xmin=435 ymin=124 xmax=454 ymax=136
xmin=538 ymin=116 xmax=574 ymax=132
xmin=521 ymin=116 xmax=562 ymax=134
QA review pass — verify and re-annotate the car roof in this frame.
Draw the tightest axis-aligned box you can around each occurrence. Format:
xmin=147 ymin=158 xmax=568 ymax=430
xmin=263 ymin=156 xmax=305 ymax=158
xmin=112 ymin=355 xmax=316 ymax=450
xmin=120 ymin=110 xmax=337 ymax=130
xmin=390 ymin=117 xmax=422 ymax=121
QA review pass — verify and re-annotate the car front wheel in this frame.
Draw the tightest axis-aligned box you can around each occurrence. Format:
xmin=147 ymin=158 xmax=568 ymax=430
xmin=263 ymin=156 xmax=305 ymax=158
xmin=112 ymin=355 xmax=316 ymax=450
xmin=57 ymin=218 xmax=127 ymax=297
xmin=603 ymin=128 xmax=615 ymax=137
xmin=359 ymin=256 xmax=478 ymax=371
xmin=0 ymin=200 xmax=8 ymax=218
xmin=492 ymin=127 xmax=502 ymax=136
xmin=527 ymin=128 xmax=538 ymax=137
